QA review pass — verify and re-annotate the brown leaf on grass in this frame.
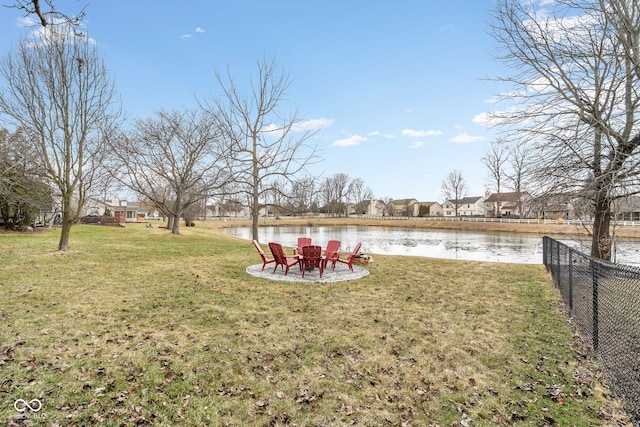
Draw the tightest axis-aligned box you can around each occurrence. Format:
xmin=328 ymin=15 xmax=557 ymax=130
xmin=546 ymin=384 xmax=565 ymax=403
xmin=0 ymin=378 xmax=13 ymax=392
xmin=341 ymin=401 xmax=355 ymax=416
xmin=217 ymin=384 xmax=248 ymax=397
xmin=0 ymin=347 xmax=14 ymax=365
xmin=515 ymin=382 xmax=534 ymax=392
xmin=509 ymin=411 xmax=528 ymax=421
xmin=268 ymin=412 xmax=291 ymax=425
xmin=296 ymin=388 xmax=321 ymax=404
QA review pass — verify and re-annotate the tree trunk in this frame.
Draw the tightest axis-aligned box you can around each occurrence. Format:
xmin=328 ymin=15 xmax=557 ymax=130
xmin=58 ymin=201 xmax=72 ymax=251
xmin=251 ymin=156 xmax=260 ymax=241
xmin=591 ymin=194 xmax=612 ymax=261
xmin=251 ymin=204 xmax=259 ymax=242
xmin=171 ymin=213 xmax=180 ymax=235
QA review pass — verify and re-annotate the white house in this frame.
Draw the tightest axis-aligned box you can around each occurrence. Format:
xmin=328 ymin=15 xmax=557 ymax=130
xmin=443 ymin=196 xmax=485 ymax=217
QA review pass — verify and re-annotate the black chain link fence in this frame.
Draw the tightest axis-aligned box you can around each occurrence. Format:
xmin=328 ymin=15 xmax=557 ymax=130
xmin=543 ymin=236 xmax=640 ymax=425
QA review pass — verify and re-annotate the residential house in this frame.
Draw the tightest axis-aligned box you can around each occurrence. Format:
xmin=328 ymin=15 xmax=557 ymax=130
xmin=531 ymin=193 xmax=576 ymax=220
xmin=386 ymin=198 xmax=420 ymax=217
xmin=443 ymin=196 xmax=485 ymax=217
xmin=364 ymin=199 xmax=386 ymax=216
xmin=84 ymin=198 xmax=152 ymax=222
xmin=484 ymin=192 xmax=532 ymax=218
xmin=614 ymin=196 xmax=640 ymax=221
xmin=419 ymin=201 xmax=443 ymax=217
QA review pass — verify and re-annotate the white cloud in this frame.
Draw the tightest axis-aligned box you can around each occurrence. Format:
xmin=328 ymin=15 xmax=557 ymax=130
xmin=449 ymin=132 xmax=486 ymax=143
xmin=181 ymin=27 xmax=205 ymax=39
xmin=472 ymin=112 xmax=492 ymax=126
xmin=409 ymin=141 xmax=425 ymax=149
xmin=17 ymin=16 xmax=37 ymax=27
xmin=368 ymin=130 xmax=394 ymax=138
xmin=292 ymin=117 xmax=333 ymax=132
xmin=262 ymin=123 xmax=279 ymax=133
xmin=331 ymin=135 xmax=367 ymax=147
xmin=401 ymin=129 xmax=442 ymax=138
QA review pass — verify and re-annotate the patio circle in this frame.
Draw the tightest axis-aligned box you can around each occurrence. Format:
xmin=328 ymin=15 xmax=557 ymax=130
xmin=246 ymin=262 xmax=369 ymax=283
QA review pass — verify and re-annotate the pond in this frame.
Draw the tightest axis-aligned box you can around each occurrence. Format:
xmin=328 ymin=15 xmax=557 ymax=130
xmin=225 ymin=225 xmax=640 ymax=266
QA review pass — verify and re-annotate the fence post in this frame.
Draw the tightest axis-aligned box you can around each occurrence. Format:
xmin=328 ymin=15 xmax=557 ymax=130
xmin=591 ymin=260 xmax=599 ymax=351
xmin=555 ymin=238 xmax=561 ymax=282
xmin=568 ymin=250 xmax=573 ymax=311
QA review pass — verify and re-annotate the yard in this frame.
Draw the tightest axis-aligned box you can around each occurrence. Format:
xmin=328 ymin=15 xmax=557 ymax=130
xmin=0 ymin=222 xmax=631 ymax=426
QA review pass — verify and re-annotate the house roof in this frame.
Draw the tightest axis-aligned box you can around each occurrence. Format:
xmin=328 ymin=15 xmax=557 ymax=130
xmin=615 ymin=196 xmax=640 ymax=212
xmin=448 ymin=196 xmax=483 ymax=204
xmin=390 ymin=198 xmax=419 ymax=205
xmin=484 ymin=192 xmax=529 ymax=203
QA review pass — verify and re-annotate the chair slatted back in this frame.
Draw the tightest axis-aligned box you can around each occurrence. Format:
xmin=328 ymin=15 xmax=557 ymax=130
xmin=297 ymin=237 xmax=312 ymax=254
xmin=325 ymin=240 xmax=341 ymax=260
xmin=253 ymin=240 xmax=267 ymax=259
xmin=302 ymin=245 xmax=323 ymax=269
xmin=269 ymin=242 xmax=287 ymax=264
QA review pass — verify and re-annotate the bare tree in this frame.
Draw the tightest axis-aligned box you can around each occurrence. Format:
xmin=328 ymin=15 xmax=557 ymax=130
xmin=441 ymin=170 xmax=468 ymax=217
xmin=202 ymin=57 xmax=319 ymax=242
xmin=289 ymin=174 xmax=317 ymax=215
xmin=267 ymin=177 xmax=288 ymax=218
xmin=482 ymin=140 xmax=509 ymax=217
xmin=347 ymin=177 xmax=373 ymax=215
xmin=489 ymin=0 xmax=640 ymax=261
xmin=109 ymin=109 xmax=229 ymax=235
xmin=321 ymin=173 xmax=350 ymax=217
xmin=0 ymin=127 xmax=54 ymax=229
xmin=505 ymin=140 xmax=531 ymax=218
xmin=0 ymin=25 xmax=120 ymax=250
xmin=6 ymin=0 xmax=86 ymax=27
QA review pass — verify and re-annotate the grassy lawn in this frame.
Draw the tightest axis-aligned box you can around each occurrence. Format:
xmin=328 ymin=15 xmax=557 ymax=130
xmin=0 ymin=223 xmax=631 ymax=426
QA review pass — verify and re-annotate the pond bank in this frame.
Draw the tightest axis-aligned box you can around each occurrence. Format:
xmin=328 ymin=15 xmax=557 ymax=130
xmin=210 ymin=216 xmax=640 ymax=239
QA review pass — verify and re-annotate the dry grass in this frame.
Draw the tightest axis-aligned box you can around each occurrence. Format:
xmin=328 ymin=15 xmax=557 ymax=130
xmin=0 ymin=222 xmax=632 ymax=426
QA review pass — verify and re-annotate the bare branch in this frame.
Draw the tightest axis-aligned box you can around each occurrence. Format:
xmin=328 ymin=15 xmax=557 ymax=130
xmin=5 ymin=0 xmax=86 ymax=27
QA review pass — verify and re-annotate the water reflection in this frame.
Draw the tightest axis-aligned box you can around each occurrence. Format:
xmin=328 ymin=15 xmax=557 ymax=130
xmin=226 ymin=225 xmax=640 ymax=265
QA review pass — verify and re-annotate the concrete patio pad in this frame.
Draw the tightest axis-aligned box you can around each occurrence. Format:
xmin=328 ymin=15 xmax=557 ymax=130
xmin=246 ymin=262 xmax=369 ymax=283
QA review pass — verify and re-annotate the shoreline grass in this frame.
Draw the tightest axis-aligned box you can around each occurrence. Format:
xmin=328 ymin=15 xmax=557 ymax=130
xmin=0 ymin=223 xmax=631 ymax=425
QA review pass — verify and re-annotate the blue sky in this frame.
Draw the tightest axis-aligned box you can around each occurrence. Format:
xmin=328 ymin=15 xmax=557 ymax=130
xmin=0 ymin=1 xmax=502 ymax=202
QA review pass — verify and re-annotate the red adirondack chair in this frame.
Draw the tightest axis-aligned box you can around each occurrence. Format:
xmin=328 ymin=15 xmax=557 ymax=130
xmin=323 ymin=240 xmax=341 ymax=270
xmin=335 ymin=242 xmax=363 ymax=271
xmin=268 ymin=242 xmax=300 ymax=275
xmin=295 ymin=237 xmax=312 ymax=255
xmin=301 ymin=245 xmax=325 ymax=278
xmin=253 ymin=240 xmax=275 ymax=271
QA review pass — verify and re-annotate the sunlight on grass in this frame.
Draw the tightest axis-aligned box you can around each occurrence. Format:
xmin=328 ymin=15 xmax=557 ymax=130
xmin=0 ymin=223 xmax=630 ymax=425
